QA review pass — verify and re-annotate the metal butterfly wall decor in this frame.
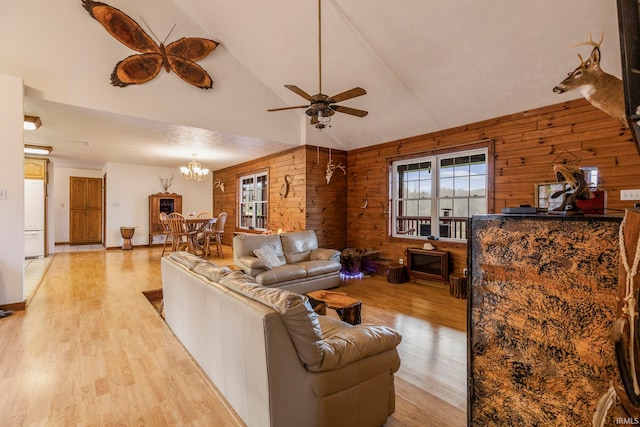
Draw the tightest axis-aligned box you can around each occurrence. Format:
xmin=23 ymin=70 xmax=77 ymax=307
xmin=82 ymin=0 xmax=219 ymax=89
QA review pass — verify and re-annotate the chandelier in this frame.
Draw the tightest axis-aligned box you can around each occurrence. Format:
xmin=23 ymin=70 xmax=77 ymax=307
xmin=180 ymin=154 xmax=209 ymax=181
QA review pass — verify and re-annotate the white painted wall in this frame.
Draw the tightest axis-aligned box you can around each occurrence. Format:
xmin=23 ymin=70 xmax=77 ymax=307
xmin=50 ymin=162 xmax=213 ymax=248
xmin=0 ymin=73 xmax=25 ymax=305
xmin=45 ymin=165 xmax=55 ymax=256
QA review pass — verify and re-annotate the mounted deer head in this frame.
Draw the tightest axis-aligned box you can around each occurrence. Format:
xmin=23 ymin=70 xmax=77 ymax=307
xmin=553 ymin=33 xmax=626 ymax=125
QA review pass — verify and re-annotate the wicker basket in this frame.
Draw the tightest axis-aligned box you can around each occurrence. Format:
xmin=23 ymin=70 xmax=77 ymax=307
xmin=387 ymin=263 xmax=408 ymax=284
xmin=449 ymin=275 xmax=467 ymax=299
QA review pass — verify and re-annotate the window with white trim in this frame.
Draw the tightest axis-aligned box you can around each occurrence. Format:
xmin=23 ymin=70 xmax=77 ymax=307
xmin=391 ymin=148 xmax=488 ymax=240
xmin=238 ymin=172 xmax=268 ymax=230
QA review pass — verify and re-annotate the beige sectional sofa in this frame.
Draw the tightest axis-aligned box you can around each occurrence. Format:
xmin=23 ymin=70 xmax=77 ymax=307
xmin=161 ymin=251 xmax=402 ymax=427
xmin=232 ymin=230 xmax=341 ymax=293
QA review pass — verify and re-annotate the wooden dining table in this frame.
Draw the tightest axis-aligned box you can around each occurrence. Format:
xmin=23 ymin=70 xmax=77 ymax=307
xmin=184 ymin=217 xmax=216 ymax=257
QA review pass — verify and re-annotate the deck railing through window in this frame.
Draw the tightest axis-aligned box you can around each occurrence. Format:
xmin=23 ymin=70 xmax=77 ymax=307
xmin=395 ymin=216 xmax=468 ymax=240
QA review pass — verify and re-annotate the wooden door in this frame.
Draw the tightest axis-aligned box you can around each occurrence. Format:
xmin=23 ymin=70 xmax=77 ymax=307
xmin=69 ymin=210 xmax=87 ymax=243
xmin=70 ymin=178 xmax=87 ymax=209
xmin=69 ymin=177 xmax=102 ymax=244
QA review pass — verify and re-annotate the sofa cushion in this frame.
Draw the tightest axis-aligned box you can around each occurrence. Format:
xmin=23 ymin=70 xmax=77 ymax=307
xmin=168 ymin=251 xmax=205 ymax=270
xmin=218 ymin=271 xmax=324 ymax=368
xmin=310 ymin=248 xmax=341 ymax=261
xmin=280 ymin=230 xmax=318 ymax=263
xmin=311 ymin=316 xmax=403 ymax=372
xmin=192 ymin=262 xmax=233 ymax=282
xmin=254 ymin=245 xmax=286 ymax=270
xmin=256 ymin=264 xmax=307 ymax=286
xmin=296 ymin=260 xmax=341 ymax=277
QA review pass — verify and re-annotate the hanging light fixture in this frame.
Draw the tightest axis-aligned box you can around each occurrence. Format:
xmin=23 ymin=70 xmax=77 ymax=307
xmin=180 ymin=154 xmax=209 ymax=181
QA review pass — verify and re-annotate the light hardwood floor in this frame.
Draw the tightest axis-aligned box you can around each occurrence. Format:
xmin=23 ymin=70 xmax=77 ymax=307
xmin=0 ymin=246 xmax=467 ymax=426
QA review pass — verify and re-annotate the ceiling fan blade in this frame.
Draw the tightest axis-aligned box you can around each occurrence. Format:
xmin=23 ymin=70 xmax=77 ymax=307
xmin=331 ymin=105 xmax=368 ymax=117
xmin=327 ymin=87 xmax=366 ymax=103
xmin=267 ymin=105 xmax=309 ymax=112
xmin=284 ymin=85 xmax=315 ymax=102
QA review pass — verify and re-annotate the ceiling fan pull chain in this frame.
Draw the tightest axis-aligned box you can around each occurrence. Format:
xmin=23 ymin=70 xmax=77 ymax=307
xmin=266 ymin=0 xmax=368 ymax=126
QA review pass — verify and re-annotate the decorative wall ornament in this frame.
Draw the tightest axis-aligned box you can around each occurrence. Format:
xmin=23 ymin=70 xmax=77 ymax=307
xmin=325 ymin=148 xmax=345 ymax=184
xmin=325 ymin=160 xmax=346 ymax=184
xmin=550 ymin=163 xmax=593 ymax=212
xmin=159 ymin=175 xmax=173 ymax=192
xmin=213 ymin=178 xmax=225 ymax=192
xmin=82 ymin=0 xmax=219 ymax=89
xmin=553 ymin=33 xmax=625 ymax=125
xmin=280 ymin=175 xmax=292 ymax=199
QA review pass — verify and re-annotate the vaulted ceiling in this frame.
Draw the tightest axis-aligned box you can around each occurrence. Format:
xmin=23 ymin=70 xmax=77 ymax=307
xmin=2 ymin=0 xmax=620 ymax=170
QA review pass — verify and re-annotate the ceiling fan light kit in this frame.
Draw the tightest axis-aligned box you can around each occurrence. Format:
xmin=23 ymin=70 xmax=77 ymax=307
xmin=268 ymin=0 xmax=368 ymax=129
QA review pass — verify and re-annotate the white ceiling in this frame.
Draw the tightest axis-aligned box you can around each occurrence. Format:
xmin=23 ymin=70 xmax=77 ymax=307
xmin=14 ymin=0 xmax=621 ymax=170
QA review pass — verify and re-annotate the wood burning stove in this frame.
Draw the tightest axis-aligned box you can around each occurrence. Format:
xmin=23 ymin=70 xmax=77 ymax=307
xmin=405 ymin=247 xmax=449 ymax=283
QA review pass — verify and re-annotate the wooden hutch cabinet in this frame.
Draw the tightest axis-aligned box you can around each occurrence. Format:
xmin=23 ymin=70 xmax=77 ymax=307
xmin=149 ymin=193 xmax=182 ymax=244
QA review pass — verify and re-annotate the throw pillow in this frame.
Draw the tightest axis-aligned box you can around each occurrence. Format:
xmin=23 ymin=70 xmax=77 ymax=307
xmin=254 ymin=245 xmax=285 ymax=270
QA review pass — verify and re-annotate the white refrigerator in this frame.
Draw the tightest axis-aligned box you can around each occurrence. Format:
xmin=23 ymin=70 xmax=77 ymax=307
xmin=24 ymin=179 xmax=45 ymax=258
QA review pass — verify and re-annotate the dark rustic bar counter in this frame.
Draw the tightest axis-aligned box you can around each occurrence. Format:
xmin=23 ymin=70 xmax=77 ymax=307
xmin=468 ymin=214 xmax=622 ymax=426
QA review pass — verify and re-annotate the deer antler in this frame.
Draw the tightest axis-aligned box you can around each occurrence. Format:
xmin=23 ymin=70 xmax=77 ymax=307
xmin=571 ymin=33 xmax=604 ymax=66
xmin=570 ymin=32 xmax=604 ymax=49
xmin=325 ymin=160 xmax=346 ymax=184
xmin=159 ymin=175 xmax=174 ymax=192
xmin=213 ymin=178 xmax=225 ymax=192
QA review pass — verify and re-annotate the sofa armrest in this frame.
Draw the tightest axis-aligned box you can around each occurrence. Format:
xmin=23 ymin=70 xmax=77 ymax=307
xmin=235 ymin=255 xmax=267 ymax=276
xmin=310 ymin=248 xmax=341 ymax=261
xmin=306 ymin=316 xmax=402 ymax=372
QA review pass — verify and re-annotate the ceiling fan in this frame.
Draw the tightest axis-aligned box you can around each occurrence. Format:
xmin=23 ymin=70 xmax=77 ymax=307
xmin=267 ymin=0 xmax=368 ymax=129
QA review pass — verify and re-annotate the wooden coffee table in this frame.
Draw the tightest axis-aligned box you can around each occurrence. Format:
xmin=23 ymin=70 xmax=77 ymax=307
xmin=307 ymin=290 xmax=362 ymax=325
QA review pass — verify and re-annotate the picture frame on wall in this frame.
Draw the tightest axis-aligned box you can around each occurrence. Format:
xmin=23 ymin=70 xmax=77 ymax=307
xmin=535 ymin=182 xmax=567 ymax=211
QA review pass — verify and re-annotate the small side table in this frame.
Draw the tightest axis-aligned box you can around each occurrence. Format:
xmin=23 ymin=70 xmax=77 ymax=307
xmin=449 ymin=275 xmax=467 ymax=299
xmin=307 ymin=290 xmax=362 ymax=325
xmin=120 ymin=227 xmax=135 ymax=250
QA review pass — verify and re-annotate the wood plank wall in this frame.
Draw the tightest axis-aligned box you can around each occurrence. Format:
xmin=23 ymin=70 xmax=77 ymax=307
xmin=212 ymin=145 xmax=347 ymax=249
xmin=346 ymin=98 xmax=640 ymax=275
xmin=213 ymin=99 xmax=640 ymax=276
xmin=305 ymin=146 xmax=348 ymax=250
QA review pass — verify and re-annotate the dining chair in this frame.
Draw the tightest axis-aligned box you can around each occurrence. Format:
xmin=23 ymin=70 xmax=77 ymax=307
xmin=159 ymin=212 xmax=174 ymax=256
xmin=205 ymin=212 xmax=227 ymax=258
xmin=167 ymin=212 xmax=197 ymax=253
xmin=196 ymin=212 xmax=214 ymax=255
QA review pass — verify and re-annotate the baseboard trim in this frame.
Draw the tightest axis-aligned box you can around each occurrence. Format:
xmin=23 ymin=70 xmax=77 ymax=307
xmin=142 ymin=288 xmax=163 ymax=302
xmin=1 ymin=300 xmax=26 ymax=312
